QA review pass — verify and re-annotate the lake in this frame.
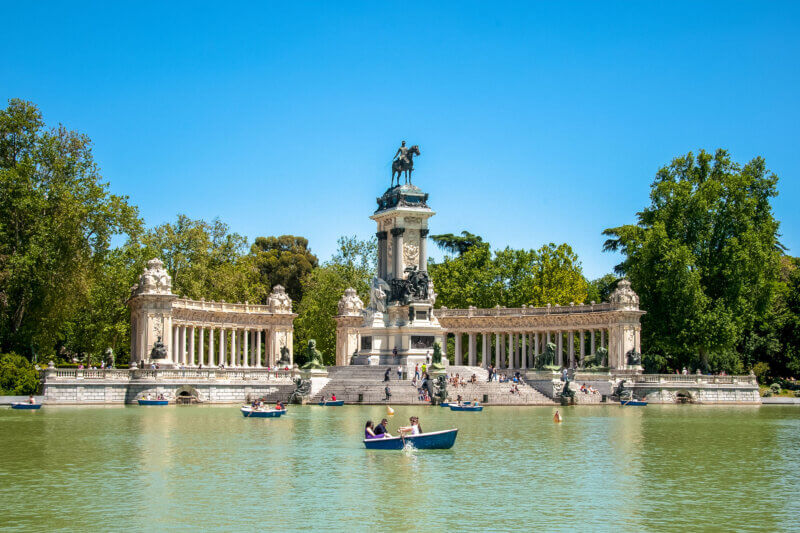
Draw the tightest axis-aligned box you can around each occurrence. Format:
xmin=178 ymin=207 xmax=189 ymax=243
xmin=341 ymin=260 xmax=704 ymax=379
xmin=1 ymin=404 xmax=797 ymax=531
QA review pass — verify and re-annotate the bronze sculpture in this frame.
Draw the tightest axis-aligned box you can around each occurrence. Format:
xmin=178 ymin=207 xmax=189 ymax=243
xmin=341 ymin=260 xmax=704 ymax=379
xmin=391 ymin=141 xmax=421 ymax=187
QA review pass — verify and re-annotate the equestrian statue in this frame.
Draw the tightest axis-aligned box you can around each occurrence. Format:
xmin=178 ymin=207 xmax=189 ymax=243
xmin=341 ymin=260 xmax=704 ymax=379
xmin=391 ymin=140 xmax=421 ymax=187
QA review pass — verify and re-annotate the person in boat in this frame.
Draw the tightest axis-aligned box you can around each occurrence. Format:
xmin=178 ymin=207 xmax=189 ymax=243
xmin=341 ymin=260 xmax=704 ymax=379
xmin=456 ymin=394 xmax=463 ymax=406
xmin=365 ymin=420 xmax=382 ymax=439
xmin=553 ymin=410 xmax=562 ymax=423
xmin=473 ymin=398 xmax=479 ymax=406
xmin=331 ymin=394 xmax=337 ymax=402
xmin=374 ymin=418 xmax=392 ymax=438
xmin=276 ymin=401 xmax=284 ymax=410
xmin=29 ymin=395 xmax=35 ymax=404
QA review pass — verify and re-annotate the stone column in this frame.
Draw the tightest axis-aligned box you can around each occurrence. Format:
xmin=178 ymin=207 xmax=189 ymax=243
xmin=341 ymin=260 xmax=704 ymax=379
xmin=557 ymin=331 xmax=563 ymax=367
xmin=506 ymin=333 xmax=513 ymax=369
xmin=391 ymin=227 xmax=405 ymax=279
xmin=178 ymin=326 xmax=186 ymax=366
xmin=198 ymin=327 xmax=205 ymax=367
xmin=419 ymin=229 xmax=429 ymax=271
xmin=186 ymin=326 xmax=194 ymax=366
xmin=481 ymin=333 xmax=489 ymax=368
xmin=256 ymin=330 xmax=262 ymax=368
xmin=377 ymin=231 xmax=388 ymax=279
xmin=441 ymin=332 xmax=448 ymax=360
xmin=568 ymin=330 xmax=575 ymax=367
xmin=580 ymin=330 xmax=585 ymax=365
xmin=230 ymin=329 xmax=237 ymax=368
xmin=601 ymin=329 xmax=605 ymax=349
xmin=219 ymin=329 xmax=226 ymax=366
xmin=287 ymin=329 xmax=294 ymax=366
xmin=591 ymin=329 xmax=596 ymax=356
xmin=468 ymin=333 xmax=476 ymax=366
xmin=454 ymin=333 xmax=462 ymax=366
xmin=208 ymin=327 xmax=215 ymax=367
xmin=495 ymin=333 xmax=501 ymax=368
xmin=521 ymin=333 xmax=527 ymax=370
xmin=172 ymin=325 xmax=178 ymax=364
xmin=243 ymin=329 xmax=250 ymax=368
xmin=534 ymin=332 xmax=539 ymax=365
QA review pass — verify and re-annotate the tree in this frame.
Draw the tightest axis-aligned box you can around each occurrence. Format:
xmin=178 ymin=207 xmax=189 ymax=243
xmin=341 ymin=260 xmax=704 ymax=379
xmin=430 ymin=231 xmax=487 ymax=256
xmin=142 ymin=215 xmax=255 ymax=303
xmin=0 ymin=353 xmax=40 ymax=394
xmin=249 ymin=235 xmax=318 ymax=304
xmin=293 ymin=236 xmax=375 ymax=364
xmin=586 ymin=274 xmax=619 ymax=304
xmin=0 ymin=99 xmax=140 ymax=356
xmin=603 ymin=149 xmax=782 ymax=372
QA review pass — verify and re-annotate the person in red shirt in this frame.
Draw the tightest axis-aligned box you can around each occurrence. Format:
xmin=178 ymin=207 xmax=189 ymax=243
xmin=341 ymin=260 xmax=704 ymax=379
xmin=331 ymin=394 xmax=337 ymax=401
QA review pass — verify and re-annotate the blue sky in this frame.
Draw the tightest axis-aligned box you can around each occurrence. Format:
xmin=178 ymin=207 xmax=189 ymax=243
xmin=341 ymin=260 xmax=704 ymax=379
xmin=2 ymin=1 xmax=799 ymax=278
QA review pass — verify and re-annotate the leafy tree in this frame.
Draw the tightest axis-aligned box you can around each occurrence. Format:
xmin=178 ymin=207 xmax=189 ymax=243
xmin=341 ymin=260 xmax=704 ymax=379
xmin=249 ymin=235 xmax=318 ymax=304
xmin=586 ymin=274 xmax=619 ymax=304
xmin=0 ymin=99 xmax=140 ymax=356
xmin=293 ymin=236 xmax=375 ymax=364
xmin=603 ymin=149 xmax=782 ymax=372
xmin=0 ymin=353 xmax=40 ymax=395
xmin=430 ymin=231 xmax=487 ymax=256
xmin=142 ymin=215 xmax=255 ymax=303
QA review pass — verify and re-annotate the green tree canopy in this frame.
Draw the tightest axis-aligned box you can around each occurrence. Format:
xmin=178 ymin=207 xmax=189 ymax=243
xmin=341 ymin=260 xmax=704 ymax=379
xmin=294 ymin=236 xmax=375 ymax=364
xmin=249 ymin=235 xmax=318 ymax=304
xmin=0 ymin=99 xmax=140 ymax=355
xmin=430 ymin=231 xmax=487 ymax=256
xmin=603 ymin=149 xmax=782 ymax=372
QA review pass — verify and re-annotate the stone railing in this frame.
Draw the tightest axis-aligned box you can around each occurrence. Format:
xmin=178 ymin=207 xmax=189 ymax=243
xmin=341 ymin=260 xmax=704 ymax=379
xmin=173 ymin=298 xmax=277 ymax=314
xmin=435 ymin=302 xmax=615 ymax=318
xmin=43 ymin=368 xmax=296 ymax=382
xmin=627 ymin=374 xmax=757 ymax=386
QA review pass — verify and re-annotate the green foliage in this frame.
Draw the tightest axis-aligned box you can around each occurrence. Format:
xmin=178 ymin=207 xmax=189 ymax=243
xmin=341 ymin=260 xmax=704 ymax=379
xmin=642 ymin=351 xmax=668 ymax=373
xmin=603 ymin=149 xmax=782 ymax=372
xmin=0 ymin=99 xmax=141 ymax=356
xmin=293 ymin=236 xmax=375 ymax=365
xmin=751 ymin=361 xmax=770 ymax=384
xmin=249 ymin=235 xmax=318 ymax=304
xmin=586 ymin=274 xmax=618 ymax=304
xmin=769 ymin=383 xmax=781 ymax=395
xmin=430 ymin=231 xmax=487 ymax=256
xmin=430 ymin=240 xmax=588 ymax=309
xmin=0 ymin=353 xmax=40 ymax=395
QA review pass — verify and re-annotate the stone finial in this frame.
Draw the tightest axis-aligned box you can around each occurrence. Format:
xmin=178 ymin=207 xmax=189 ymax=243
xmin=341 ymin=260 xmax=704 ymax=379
xmin=268 ymin=285 xmax=293 ymax=313
xmin=337 ymin=288 xmax=364 ymax=316
xmin=131 ymin=258 xmax=173 ymax=297
xmin=609 ymin=279 xmax=640 ymax=310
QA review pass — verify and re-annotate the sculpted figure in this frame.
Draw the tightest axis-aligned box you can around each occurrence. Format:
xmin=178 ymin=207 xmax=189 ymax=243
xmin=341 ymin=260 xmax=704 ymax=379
xmin=369 ymin=277 xmax=390 ymax=313
xmin=391 ymin=141 xmax=421 ymax=187
xmin=277 ymin=345 xmax=291 ymax=367
xmin=150 ymin=337 xmax=167 ymax=359
xmin=300 ymin=339 xmax=326 ymax=370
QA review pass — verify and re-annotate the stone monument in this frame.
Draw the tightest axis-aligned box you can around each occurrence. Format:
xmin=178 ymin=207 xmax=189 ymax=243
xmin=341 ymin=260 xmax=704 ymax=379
xmin=349 ymin=142 xmax=445 ymax=368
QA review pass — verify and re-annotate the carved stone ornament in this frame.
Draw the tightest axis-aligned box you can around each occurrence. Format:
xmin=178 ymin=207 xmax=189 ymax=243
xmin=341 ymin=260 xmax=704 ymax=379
xmin=609 ymin=279 xmax=640 ymax=310
xmin=403 ymin=242 xmax=419 ymax=265
xmin=131 ymin=258 xmax=173 ymax=297
xmin=338 ymin=288 xmax=365 ymax=316
xmin=267 ymin=285 xmax=293 ymax=314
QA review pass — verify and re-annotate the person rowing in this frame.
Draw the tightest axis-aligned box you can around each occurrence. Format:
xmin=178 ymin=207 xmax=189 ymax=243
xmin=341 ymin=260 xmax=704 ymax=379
xmin=398 ymin=416 xmax=422 ymax=436
xmin=553 ymin=410 xmax=563 ymax=423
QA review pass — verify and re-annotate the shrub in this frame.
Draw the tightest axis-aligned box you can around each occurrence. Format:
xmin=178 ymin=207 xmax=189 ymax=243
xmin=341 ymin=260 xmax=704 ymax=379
xmin=751 ymin=362 xmax=770 ymax=384
xmin=761 ymin=389 xmax=772 ymax=397
xmin=769 ymin=383 xmax=781 ymax=395
xmin=0 ymin=353 xmax=40 ymax=395
xmin=794 ymin=390 xmax=800 ymax=398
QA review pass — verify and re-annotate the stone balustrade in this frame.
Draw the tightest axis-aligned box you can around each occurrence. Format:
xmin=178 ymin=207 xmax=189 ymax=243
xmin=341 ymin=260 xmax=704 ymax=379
xmin=44 ymin=368 xmax=296 ymax=383
xmin=436 ymin=302 xmax=615 ymax=317
xmin=628 ymin=373 xmax=757 ymax=386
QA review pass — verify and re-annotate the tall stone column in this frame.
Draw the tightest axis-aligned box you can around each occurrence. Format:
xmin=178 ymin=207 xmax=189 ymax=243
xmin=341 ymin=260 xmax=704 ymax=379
xmin=521 ymin=333 xmax=527 ymax=370
xmin=454 ymin=333 xmax=462 ymax=366
xmin=188 ymin=326 xmax=195 ymax=367
xmin=579 ymin=330 xmax=585 ymax=365
xmin=481 ymin=333 xmax=489 ymax=368
xmin=179 ymin=326 xmax=186 ymax=366
xmin=391 ymin=227 xmax=405 ymax=279
xmin=591 ymin=329 xmax=596 ymax=356
xmin=377 ymin=231 xmax=388 ymax=279
xmin=199 ymin=327 xmax=205 ymax=367
xmin=557 ymin=331 xmax=563 ymax=367
xmin=243 ymin=329 xmax=249 ymax=368
xmin=286 ymin=329 xmax=294 ymax=366
xmin=441 ymin=332 xmax=447 ymax=360
xmin=172 ymin=325 xmax=178 ymax=364
xmin=601 ymin=329 xmax=605 ymax=349
xmin=419 ymin=229 xmax=429 ymax=271
xmin=256 ymin=330 xmax=262 ymax=368
xmin=219 ymin=329 xmax=226 ymax=367
xmin=495 ymin=333 xmax=501 ymax=368
xmin=468 ymin=333 xmax=476 ymax=366
xmin=568 ymin=330 xmax=575 ymax=367
xmin=534 ymin=332 xmax=539 ymax=364
xmin=506 ymin=333 xmax=513 ymax=369
xmin=208 ymin=328 xmax=215 ymax=367
xmin=230 ymin=329 xmax=237 ymax=368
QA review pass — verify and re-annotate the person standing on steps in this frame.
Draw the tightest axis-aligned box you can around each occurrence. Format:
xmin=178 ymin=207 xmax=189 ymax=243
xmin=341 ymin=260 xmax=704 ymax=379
xmin=384 ymin=368 xmax=391 ymax=382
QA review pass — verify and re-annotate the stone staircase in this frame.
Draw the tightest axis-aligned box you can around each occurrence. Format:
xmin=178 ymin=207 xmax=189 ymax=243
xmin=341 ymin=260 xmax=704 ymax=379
xmin=312 ymin=366 xmax=556 ymax=405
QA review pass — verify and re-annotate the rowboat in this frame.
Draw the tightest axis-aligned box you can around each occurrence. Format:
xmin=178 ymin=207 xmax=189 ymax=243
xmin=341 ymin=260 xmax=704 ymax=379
xmin=318 ymin=400 xmax=344 ymax=406
xmin=620 ymin=400 xmax=648 ymax=406
xmin=11 ymin=403 xmax=42 ymax=410
xmin=138 ymin=399 xmax=168 ymax=406
xmin=449 ymin=404 xmax=483 ymax=412
xmin=363 ymin=428 xmax=458 ymax=450
xmin=241 ymin=406 xmax=287 ymax=418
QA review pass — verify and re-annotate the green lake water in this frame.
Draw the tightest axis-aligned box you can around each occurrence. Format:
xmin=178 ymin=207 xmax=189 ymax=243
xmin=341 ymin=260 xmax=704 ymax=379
xmin=1 ymin=404 xmax=798 ymax=532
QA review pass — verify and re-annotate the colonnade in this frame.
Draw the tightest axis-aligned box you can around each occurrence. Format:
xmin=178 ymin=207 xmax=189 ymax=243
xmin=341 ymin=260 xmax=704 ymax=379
xmin=443 ymin=329 xmax=610 ymax=369
xmin=170 ymin=325 xmax=291 ymax=368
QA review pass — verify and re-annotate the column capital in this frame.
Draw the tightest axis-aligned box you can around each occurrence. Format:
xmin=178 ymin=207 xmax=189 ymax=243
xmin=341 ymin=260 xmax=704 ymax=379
xmin=376 ymin=231 xmax=388 ymax=240
xmin=419 ymin=228 xmax=429 ymax=237
xmin=390 ymin=227 xmax=405 ymax=236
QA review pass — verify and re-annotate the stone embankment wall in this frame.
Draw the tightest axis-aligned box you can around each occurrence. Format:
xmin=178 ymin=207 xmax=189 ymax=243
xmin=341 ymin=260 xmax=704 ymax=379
xmin=41 ymin=368 xmax=296 ymax=404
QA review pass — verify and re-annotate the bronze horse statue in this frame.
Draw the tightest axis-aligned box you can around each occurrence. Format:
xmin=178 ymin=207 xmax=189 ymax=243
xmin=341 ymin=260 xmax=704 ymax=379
xmin=391 ymin=145 xmax=420 ymax=187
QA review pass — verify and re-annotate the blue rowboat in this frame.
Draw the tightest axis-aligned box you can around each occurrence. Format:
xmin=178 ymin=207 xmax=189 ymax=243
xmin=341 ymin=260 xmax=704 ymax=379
xmin=364 ymin=428 xmax=458 ymax=450
xmin=318 ymin=400 xmax=344 ymax=406
xmin=241 ymin=407 xmax=286 ymax=418
xmin=11 ymin=403 xmax=42 ymax=410
xmin=138 ymin=399 xmax=168 ymax=406
xmin=449 ymin=404 xmax=483 ymax=412
xmin=620 ymin=400 xmax=647 ymax=406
